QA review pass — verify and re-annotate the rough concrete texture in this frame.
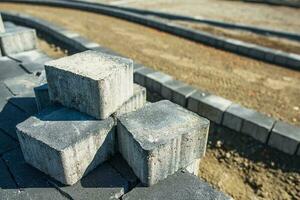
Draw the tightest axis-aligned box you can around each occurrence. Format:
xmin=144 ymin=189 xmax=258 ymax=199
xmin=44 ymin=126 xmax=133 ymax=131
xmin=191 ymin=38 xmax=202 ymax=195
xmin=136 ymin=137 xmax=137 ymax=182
xmin=185 ymin=158 xmax=201 ymax=177
xmin=161 ymin=79 xmax=185 ymax=100
xmin=133 ymin=66 xmax=155 ymax=86
xmin=16 ymin=106 xmax=115 ymax=185
xmin=122 ymin=171 xmax=232 ymax=200
xmin=0 ymin=14 xmax=5 ymax=33
xmin=57 ymin=162 xmax=129 ymax=200
xmin=117 ymin=100 xmax=209 ymax=186
xmin=45 ymin=50 xmax=133 ymax=119
xmin=172 ymin=85 xmax=197 ymax=107
xmin=0 ymin=27 xmax=37 ymax=55
xmin=34 ymin=83 xmax=51 ymax=112
xmin=268 ymin=121 xmax=300 ymax=155
xmin=115 ymin=84 xmax=146 ymax=117
xmin=240 ymin=108 xmax=275 ymax=143
xmin=223 ymin=103 xmax=275 ymax=143
xmin=2 ymin=148 xmax=66 ymax=199
xmin=187 ymin=89 xmax=210 ymax=113
xmin=146 ymin=71 xmax=173 ymax=94
xmin=198 ymin=94 xmax=232 ymax=124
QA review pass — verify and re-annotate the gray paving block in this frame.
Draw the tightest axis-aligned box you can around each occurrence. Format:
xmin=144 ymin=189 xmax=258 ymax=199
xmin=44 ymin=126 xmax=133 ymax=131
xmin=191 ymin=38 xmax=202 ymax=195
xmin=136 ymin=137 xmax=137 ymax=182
xmin=0 ymin=27 xmax=37 ymax=55
xmin=0 ymin=14 xmax=4 ymax=33
xmin=4 ymin=73 xmax=43 ymax=96
xmin=3 ymin=21 xmax=17 ymax=29
xmin=172 ymin=84 xmax=197 ymax=107
xmin=185 ymin=158 xmax=201 ymax=177
xmin=0 ymin=57 xmax=26 ymax=81
xmin=8 ymin=49 xmax=51 ymax=64
xmin=122 ymin=171 xmax=232 ymax=200
xmin=146 ymin=71 xmax=173 ymax=94
xmin=0 ymin=158 xmax=25 ymax=199
xmin=0 ymin=102 xmax=29 ymax=139
xmin=133 ymin=63 xmax=144 ymax=72
xmin=161 ymin=79 xmax=185 ymax=100
xmin=45 ymin=50 xmax=133 ymax=119
xmin=0 ymin=130 xmax=18 ymax=155
xmin=241 ymin=110 xmax=275 ymax=143
xmin=222 ymin=103 xmax=245 ymax=132
xmin=57 ymin=162 xmax=129 ymax=200
xmin=117 ymin=100 xmax=209 ymax=186
xmin=133 ymin=66 xmax=155 ymax=86
xmin=198 ymin=95 xmax=232 ymax=124
xmin=8 ymin=94 xmax=38 ymax=115
xmin=268 ymin=121 xmax=300 ymax=155
xmin=115 ymin=84 xmax=146 ymax=117
xmin=34 ymin=83 xmax=51 ymax=112
xmin=186 ymin=89 xmax=210 ymax=113
xmin=108 ymin=153 xmax=139 ymax=188
xmin=0 ymin=81 xmax=13 ymax=110
xmin=16 ymin=106 xmax=115 ymax=185
xmin=20 ymin=62 xmax=45 ymax=74
xmin=2 ymin=148 xmax=66 ymax=199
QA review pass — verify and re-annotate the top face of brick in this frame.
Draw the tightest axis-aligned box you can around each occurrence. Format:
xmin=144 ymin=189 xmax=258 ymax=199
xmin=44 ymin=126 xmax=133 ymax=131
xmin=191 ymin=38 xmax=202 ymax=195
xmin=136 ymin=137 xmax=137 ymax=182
xmin=16 ymin=106 xmax=114 ymax=150
xmin=45 ymin=50 xmax=132 ymax=80
xmin=118 ymin=100 xmax=209 ymax=150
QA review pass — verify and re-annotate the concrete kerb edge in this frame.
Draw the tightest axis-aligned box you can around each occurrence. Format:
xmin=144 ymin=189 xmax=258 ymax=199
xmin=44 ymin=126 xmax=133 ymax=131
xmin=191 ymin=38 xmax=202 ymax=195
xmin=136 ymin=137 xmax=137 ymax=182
xmin=0 ymin=1 xmax=300 ymax=71
xmin=3 ymin=11 xmax=299 ymax=157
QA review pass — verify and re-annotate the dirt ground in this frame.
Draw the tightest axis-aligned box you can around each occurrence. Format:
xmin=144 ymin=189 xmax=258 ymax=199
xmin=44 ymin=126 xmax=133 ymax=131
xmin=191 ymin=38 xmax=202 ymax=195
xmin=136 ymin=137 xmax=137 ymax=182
xmin=117 ymin=0 xmax=300 ymax=33
xmin=1 ymin=3 xmax=300 ymax=200
xmin=174 ymin=21 xmax=300 ymax=55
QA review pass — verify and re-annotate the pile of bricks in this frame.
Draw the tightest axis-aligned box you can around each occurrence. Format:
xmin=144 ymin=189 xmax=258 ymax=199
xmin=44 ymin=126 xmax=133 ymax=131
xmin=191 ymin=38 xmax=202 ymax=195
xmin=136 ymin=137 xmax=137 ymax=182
xmin=16 ymin=50 xmax=210 ymax=186
xmin=0 ymin=14 xmax=37 ymax=56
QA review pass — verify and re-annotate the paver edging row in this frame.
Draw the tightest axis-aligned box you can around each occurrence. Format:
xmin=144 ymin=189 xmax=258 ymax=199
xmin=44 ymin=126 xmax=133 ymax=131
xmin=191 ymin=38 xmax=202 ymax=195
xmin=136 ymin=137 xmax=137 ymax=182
xmin=0 ymin=0 xmax=300 ymax=71
xmin=2 ymin=11 xmax=299 ymax=156
xmin=69 ymin=0 xmax=300 ymax=42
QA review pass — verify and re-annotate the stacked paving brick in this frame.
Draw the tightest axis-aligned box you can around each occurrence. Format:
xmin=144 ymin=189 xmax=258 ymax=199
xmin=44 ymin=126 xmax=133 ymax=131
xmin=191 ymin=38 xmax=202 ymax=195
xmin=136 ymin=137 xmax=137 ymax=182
xmin=16 ymin=50 xmax=210 ymax=188
xmin=0 ymin=14 xmax=37 ymax=56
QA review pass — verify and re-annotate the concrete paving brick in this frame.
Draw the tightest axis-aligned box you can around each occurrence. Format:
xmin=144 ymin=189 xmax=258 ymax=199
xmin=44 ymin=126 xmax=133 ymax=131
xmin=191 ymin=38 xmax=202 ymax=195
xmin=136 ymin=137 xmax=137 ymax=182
xmin=45 ymin=50 xmax=133 ymax=119
xmin=16 ymin=106 xmax=115 ymax=185
xmin=161 ymin=79 xmax=185 ymax=100
xmin=268 ymin=121 xmax=300 ymax=155
xmin=57 ymin=162 xmax=129 ymax=200
xmin=8 ymin=94 xmax=38 ymax=115
xmin=198 ymin=94 xmax=232 ymax=124
xmin=185 ymin=158 xmax=201 ymax=177
xmin=241 ymin=109 xmax=275 ymax=143
xmin=133 ymin=63 xmax=144 ymax=72
xmin=222 ymin=103 xmax=245 ymax=132
xmin=0 ymin=81 xmax=13 ymax=110
xmin=0 ymin=102 xmax=29 ymax=139
xmin=0 ymin=158 xmax=25 ymax=199
xmin=20 ymin=62 xmax=45 ymax=74
xmin=133 ymin=66 xmax=155 ymax=86
xmin=0 ymin=57 xmax=26 ymax=81
xmin=186 ymin=89 xmax=210 ymax=113
xmin=3 ymin=21 xmax=17 ymax=29
xmin=117 ymin=100 xmax=209 ymax=186
xmin=4 ymin=73 xmax=43 ymax=96
xmin=108 ymin=153 xmax=139 ymax=188
xmin=146 ymin=71 xmax=173 ymax=94
xmin=0 ymin=14 xmax=5 ymax=33
xmin=8 ymin=49 xmax=51 ymax=64
xmin=2 ymin=148 xmax=67 ymax=199
xmin=172 ymin=84 xmax=197 ymax=107
xmin=122 ymin=171 xmax=232 ymax=200
xmin=115 ymin=84 xmax=146 ymax=117
xmin=0 ymin=27 xmax=37 ymax=55
xmin=0 ymin=130 xmax=18 ymax=155
xmin=34 ymin=83 xmax=51 ymax=112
